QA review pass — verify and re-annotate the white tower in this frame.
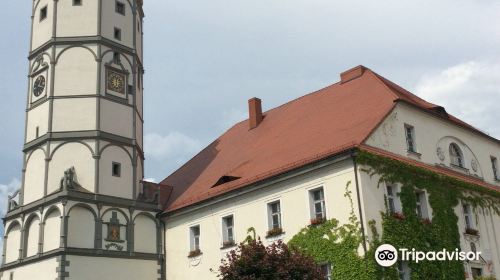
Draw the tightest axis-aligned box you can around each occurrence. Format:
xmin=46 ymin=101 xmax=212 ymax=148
xmin=1 ymin=1 xmax=163 ymax=279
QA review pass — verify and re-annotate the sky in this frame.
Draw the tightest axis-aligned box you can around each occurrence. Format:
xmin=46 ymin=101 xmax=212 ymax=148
xmin=1 ymin=0 xmax=500 ymax=250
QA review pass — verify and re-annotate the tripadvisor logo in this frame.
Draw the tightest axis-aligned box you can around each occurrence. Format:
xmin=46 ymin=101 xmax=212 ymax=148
xmin=374 ymin=244 xmax=481 ymax=267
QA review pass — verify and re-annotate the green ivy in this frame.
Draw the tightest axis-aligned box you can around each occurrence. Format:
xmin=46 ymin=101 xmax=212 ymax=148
xmin=288 ymin=150 xmax=499 ymax=279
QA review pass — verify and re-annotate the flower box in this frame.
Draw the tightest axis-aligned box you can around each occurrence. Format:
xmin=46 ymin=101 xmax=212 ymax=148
xmin=465 ymin=228 xmax=479 ymax=236
xmin=310 ymin=217 xmax=326 ymax=226
xmin=221 ymin=240 xmax=236 ymax=249
xmin=391 ymin=212 xmax=405 ymax=220
xmin=420 ymin=218 xmax=432 ymax=225
xmin=266 ymin=227 xmax=284 ymax=238
xmin=187 ymin=249 xmax=202 ymax=258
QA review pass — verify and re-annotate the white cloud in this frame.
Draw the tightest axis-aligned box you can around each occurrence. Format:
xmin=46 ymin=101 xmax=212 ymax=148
xmin=144 ymin=132 xmax=203 ymax=165
xmin=414 ymin=61 xmax=500 ymax=138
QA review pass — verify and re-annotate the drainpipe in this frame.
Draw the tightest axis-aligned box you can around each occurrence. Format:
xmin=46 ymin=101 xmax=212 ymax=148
xmin=352 ymin=150 xmax=368 ymax=256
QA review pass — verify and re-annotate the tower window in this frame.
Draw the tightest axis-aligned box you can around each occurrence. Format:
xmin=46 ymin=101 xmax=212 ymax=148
xmin=112 ymin=162 xmax=121 ymax=177
xmin=115 ymin=1 xmax=125 ymax=15
xmin=114 ymin=27 xmax=122 ymax=41
xmin=128 ymin=85 xmax=134 ymax=95
xmin=35 ymin=126 xmax=39 ymax=138
xmin=73 ymin=0 xmax=82 ymax=6
xmin=404 ymin=124 xmax=416 ymax=153
xmin=40 ymin=6 xmax=48 ymax=21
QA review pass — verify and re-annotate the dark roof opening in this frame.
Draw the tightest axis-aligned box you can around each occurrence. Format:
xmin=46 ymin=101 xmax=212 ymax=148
xmin=212 ymin=175 xmax=241 ymax=188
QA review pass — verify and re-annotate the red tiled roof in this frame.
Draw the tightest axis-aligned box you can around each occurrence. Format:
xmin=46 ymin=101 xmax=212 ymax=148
xmin=160 ymin=66 xmax=498 ymax=212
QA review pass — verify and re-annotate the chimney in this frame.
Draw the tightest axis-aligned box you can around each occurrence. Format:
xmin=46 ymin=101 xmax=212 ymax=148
xmin=248 ymin=97 xmax=263 ymax=129
xmin=340 ymin=65 xmax=367 ymax=84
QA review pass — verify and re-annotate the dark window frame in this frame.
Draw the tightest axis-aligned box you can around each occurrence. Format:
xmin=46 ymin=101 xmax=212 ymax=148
xmin=115 ymin=1 xmax=126 ymax=15
xmin=112 ymin=162 xmax=121 ymax=177
xmin=40 ymin=6 xmax=48 ymax=22
xmin=73 ymin=0 xmax=82 ymax=6
xmin=114 ymin=27 xmax=122 ymax=41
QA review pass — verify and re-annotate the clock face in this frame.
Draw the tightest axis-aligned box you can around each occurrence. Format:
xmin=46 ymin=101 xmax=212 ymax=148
xmin=33 ymin=75 xmax=46 ymax=97
xmin=107 ymin=71 xmax=125 ymax=93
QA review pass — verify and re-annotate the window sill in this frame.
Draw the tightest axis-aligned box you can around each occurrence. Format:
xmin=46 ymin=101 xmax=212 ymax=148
xmin=406 ymin=150 xmax=421 ymax=159
xmin=450 ymin=164 xmax=469 ymax=173
xmin=266 ymin=231 xmax=285 ymax=239
xmin=187 ymin=250 xmax=203 ymax=258
xmin=220 ymin=242 xmax=237 ymax=250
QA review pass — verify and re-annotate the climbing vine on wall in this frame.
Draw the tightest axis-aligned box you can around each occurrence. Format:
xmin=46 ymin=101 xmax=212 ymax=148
xmin=289 ymin=182 xmax=379 ymax=280
xmin=288 ymin=150 xmax=500 ymax=279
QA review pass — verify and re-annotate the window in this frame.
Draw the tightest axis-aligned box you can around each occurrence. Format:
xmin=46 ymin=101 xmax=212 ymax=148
xmin=320 ymin=263 xmax=332 ymax=280
xmin=35 ymin=126 xmax=39 ymax=138
xmin=114 ymin=27 xmax=122 ymax=41
xmin=397 ymin=262 xmax=410 ymax=280
xmin=415 ymin=191 xmax=429 ymax=219
xmin=471 ymin=267 xmax=482 ymax=278
xmin=386 ymin=185 xmax=396 ymax=214
xmin=310 ymin=188 xmax=326 ymax=220
xmin=449 ymin=143 xmax=464 ymax=168
xmin=470 ymin=242 xmax=477 ymax=253
xmin=113 ymin=52 xmax=120 ymax=63
xmin=40 ymin=6 xmax=48 ymax=21
xmin=115 ymin=1 xmax=125 ymax=15
xmin=222 ymin=215 xmax=234 ymax=246
xmin=112 ymin=162 xmax=121 ymax=177
xmin=73 ymin=0 xmax=82 ymax=6
xmin=128 ymin=85 xmax=133 ymax=95
xmin=491 ymin=156 xmax=499 ymax=181
xmin=404 ymin=124 xmax=416 ymax=153
xmin=9 ymin=272 xmax=13 ymax=280
xmin=189 ymin=225 xmax=200 ymax=251
xmin=463 ymin=203 xmax=474 ymax=230
xmin=267 ymin=201 xmax=282 ymax=230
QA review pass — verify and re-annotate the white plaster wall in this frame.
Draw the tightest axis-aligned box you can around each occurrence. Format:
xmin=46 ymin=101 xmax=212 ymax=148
xmin=134 ymin=215 xmax=157 ymax=253
xmin=0 ymin=257 xmax=58 ymax=280
xmin=365 ymin=103 xmax=500 ymax=186
xmin=54 ymin=46 xmax=98 ymax=96
xmin=56 ymin=0 xmax=99 ymax=37
xmin=5 ymin=223 xmax=21 ymax=263
xmin=47 ymin=142 xmax=95 ymax=194
xmin=43 ymin=208 xmax=61 ymax=252
xmin=100 ymin=99 xmax=133 ymax=137
xmin=165 ymin=159 xmax=358 ymax=280
xmin=99 ymin=145 xmax=133 ymax=198
xmin=67 ymin=206 xmax=96 ymax=248
xmin=66 ymin=256 xmax=159 ymax=280
xmin=31 ymin=0 xmax=54 ymax=50
xmin=26 ymin=101 xmax=49 ymax=143
xmin=24 ymin=149 xmax=46 ymax=205
xmin=51 ymin=98 xmax=97 ymax=132
xmin=101 ymin=0 xmax=134 ymax=48
xmin=25 ymin=217 xmax=40 ymax=257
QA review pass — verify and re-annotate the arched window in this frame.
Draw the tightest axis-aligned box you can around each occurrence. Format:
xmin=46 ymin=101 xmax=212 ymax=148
xmin=449 ymin=143 xmax=464 ymax=168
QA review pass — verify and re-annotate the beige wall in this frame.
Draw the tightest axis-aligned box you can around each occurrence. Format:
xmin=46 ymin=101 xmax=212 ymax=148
xmin=25 ymin=216 xmax=41 ymax=257
xmin=165 ymin=158 xmax=359 ymax=280
xmin=54 ymin=46 xmax=98 ymax=96
xmin=26 ymin=102 xmax=49 ymax=143
xmin=67 ymin=256 xmax=159 ymax=280
xmin=57 ymin=0 xmax=99 ymax=37
xmin=99 ymin=145 xmax=133 ymax=199
xmin=0 ymin=258 xmax=58 ymax=280
xmin=67 ymin=205 xmax=96 ymax=248
xmin=134 ymin=214 xmax=157 ymax=254
xmin=101 ymin=0 xmax=134 ymax=48
xmin=23 ymin=148 xmax=46 ymax=204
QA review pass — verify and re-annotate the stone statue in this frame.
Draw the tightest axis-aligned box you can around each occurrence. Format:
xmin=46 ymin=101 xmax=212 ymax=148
xmin=7 ymin=190 xmax=20 ymax=211
xmin=60 ymin=167 xmax=80 ymax=190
